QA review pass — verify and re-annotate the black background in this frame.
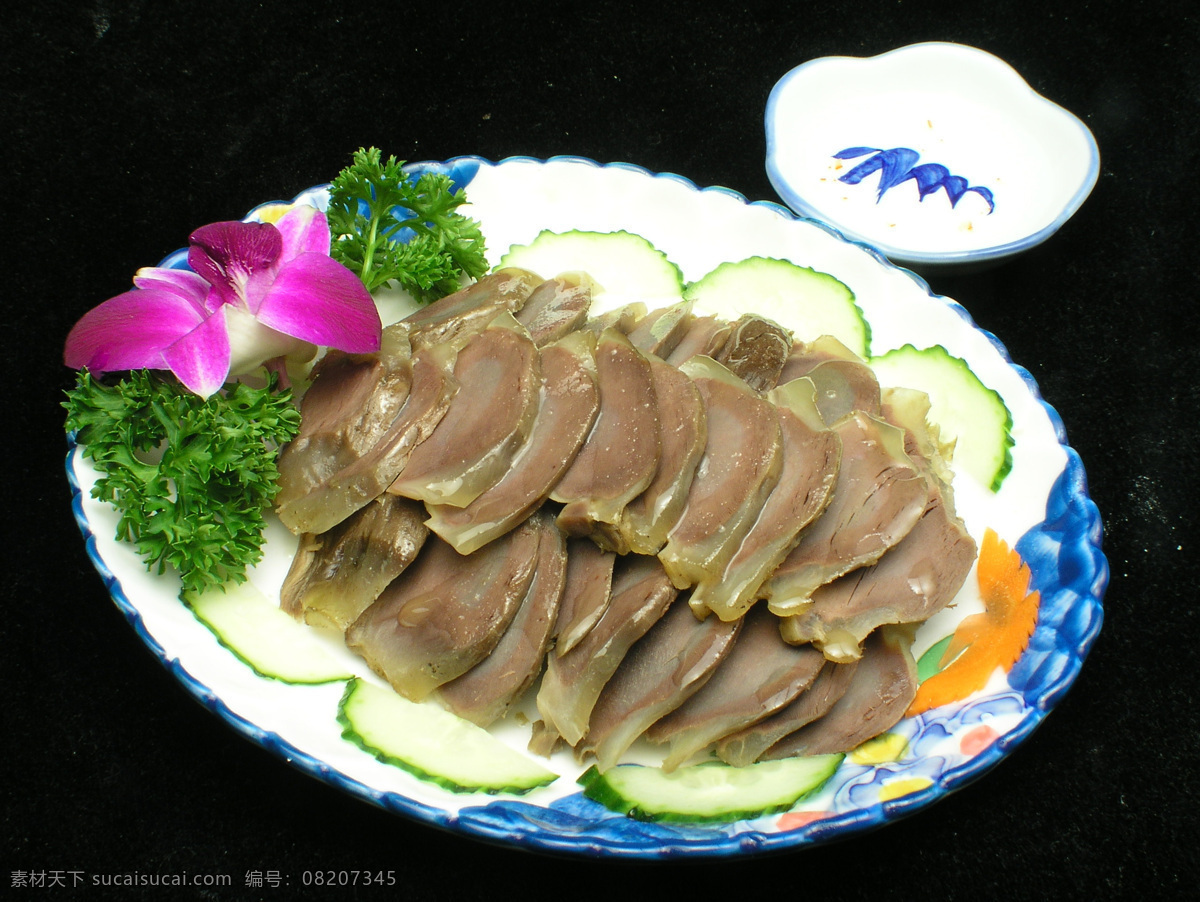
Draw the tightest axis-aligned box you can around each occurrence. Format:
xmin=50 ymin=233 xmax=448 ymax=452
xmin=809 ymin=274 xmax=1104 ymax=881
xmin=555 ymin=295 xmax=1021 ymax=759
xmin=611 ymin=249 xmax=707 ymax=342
xmin=5 ymin=1 xmax=1196 ymax=898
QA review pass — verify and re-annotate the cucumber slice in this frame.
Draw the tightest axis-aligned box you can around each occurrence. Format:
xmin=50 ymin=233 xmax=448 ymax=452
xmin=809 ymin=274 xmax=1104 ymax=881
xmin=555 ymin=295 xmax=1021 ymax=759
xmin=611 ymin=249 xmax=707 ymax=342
xmin=498 ymin=230 xmax=684 ymax=308
xmin=684 ymin=257 xmax=870 ymax=358
xmin=184 ymin=582 xmax=354 ymax=684
xmin=578 ymin=755 xmax=843 ymax=823
xmin=870 ymin=344 xmax=1014 ymax=492
xmin=338 ymin=678 xmax=558 ymax=795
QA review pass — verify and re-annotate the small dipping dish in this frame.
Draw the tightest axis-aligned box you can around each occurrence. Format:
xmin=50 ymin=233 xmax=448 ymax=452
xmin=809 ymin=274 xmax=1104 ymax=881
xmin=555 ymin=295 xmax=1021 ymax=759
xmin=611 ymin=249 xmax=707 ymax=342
xmin=765 ymin=42 xmax=1100 ymax=270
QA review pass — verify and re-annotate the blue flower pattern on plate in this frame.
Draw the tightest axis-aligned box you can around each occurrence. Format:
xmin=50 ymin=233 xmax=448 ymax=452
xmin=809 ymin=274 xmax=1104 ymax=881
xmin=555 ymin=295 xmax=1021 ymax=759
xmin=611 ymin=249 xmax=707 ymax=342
xmin=836 ymin=147 xmax=996 ymax=212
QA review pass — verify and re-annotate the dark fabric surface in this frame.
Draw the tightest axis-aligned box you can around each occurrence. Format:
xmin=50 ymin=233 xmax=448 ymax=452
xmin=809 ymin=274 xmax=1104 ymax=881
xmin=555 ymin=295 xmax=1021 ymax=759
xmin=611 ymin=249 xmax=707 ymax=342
xmin=5 ymin=0 xmax=1195 ymax=897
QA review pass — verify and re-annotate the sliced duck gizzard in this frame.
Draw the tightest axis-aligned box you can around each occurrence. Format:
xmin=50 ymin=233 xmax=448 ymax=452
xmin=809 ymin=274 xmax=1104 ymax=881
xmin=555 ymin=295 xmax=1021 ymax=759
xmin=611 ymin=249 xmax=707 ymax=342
xmin=280 ymin=494 xmax=429 ymax=632
xmin=552 ymin=328 xmax=661 ymax=546
xmin=433 ymin=512 xmax=567 ymax=727
xmin=274 ymin=325 xmax=414 ymax=526
xmin=715 ymin=656 xmax=859 ymax=767
xmin=646 ymin=605 xmax=827 ymax=771
xmin=658 ymin=356 xmax=784 ymax=591
xmin=581 ymin=600 xmax=741 ymax=773
xmin=402 ymin=268 xmax=542 ymax=350
xmin=387 ymin=313 xmax=541 ymax=509
xmin=779 ymin=479 xmax=977 ymax=661
xmin=711 ymin=313 xmax=793 ymax=393
xmin=345 ymin=518 xmax=541 ymax=701
xmin=616 ymin=353 xmax=708 ymax=556
xmin=424 ymin=329 xmax=600 ymax=554
xmin=534 ymin=553 xmax=677 ymax=748
xmin=275 ymin=340 xmax=460 ymax=536
xmin=688 ymin=377 xmax=840 ymax=621
xmin=625 ymin=299 xmax=695 ymax=359
xmin=759 ymin=624 xmax=918 ymax=761
xmin=515 ymin=273 xmax=595 ymax=345
xmin=762 ymin=410 xmax=928 ymax=618
xmin=552 ymin=538 xmax=618 ymax=657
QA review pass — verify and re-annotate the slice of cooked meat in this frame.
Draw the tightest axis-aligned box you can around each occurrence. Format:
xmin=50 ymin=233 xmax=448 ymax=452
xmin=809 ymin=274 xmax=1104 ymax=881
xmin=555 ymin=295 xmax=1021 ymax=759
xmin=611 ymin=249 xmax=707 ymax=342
xmin=515 ymin=273 xmax=595 ymax=345
xmin=647 ymin=605 xmax=827 ymax=770
xmin=274 ymin=325 xmax=413 ymax=522
xmin=626 ymin=299 xmax=694 ymax=359
xmin=344 ymin=519 xmax=541 ymax=700
xmin=664 ymin=314 xmax=730 ymax=366
xmin=280 ymin=494 xmax=429 ymax=632
xmin=387 ymin=313 xmax=541 ymax=508
xmin=275 ymin=340 xmax=460 ymax=535
xmin=403 ymin=268 xmax=541 ymax=349
xmin=688 ymin=377 xmax=840 ymax=621
xmin=712 ymin=313 xmax=793 ymax=392
xmin=762 ymin=411 xmax=928 ymax=617
xmin=585 ymin=302 xmax=648 ymax=335
xmin=581 ymin=600 xmax=741 ymax=772
xmin=425 ymin=328 xmax=600 ymax=554
xmin=552 ymin=538 xmax=618 ymax=657
xmin=780 ymin=479 xmax=976 ymax=661
xmin=658 ymin=356 xmax=783 ymax=590
xmin=714 ymin=656 xmax=859 ymax=767
xmin=759 ymin=624 xmax=917 ymax=760
xmin=432 ymin=512 xmax=567 ymax=726
xmin=806 ymin=359 xmax=883 ymax=424
xmin=552 ymin=328 xmax=660 ymax=545
xmin=777 ymin=334 xmax=867 ymax=383
xmin=617 ymin=354 xmax=708 ymax=555
xmin=535 ymin=553 xmax=677 ymax=747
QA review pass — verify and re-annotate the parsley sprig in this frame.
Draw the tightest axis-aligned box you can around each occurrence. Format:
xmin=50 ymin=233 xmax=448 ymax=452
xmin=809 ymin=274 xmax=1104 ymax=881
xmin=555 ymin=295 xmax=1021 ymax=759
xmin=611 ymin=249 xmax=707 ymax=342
xmin=327 ymin=146 xmax=489 ymax=301
xmin=65 ymin=370 xmax=301 ymax=594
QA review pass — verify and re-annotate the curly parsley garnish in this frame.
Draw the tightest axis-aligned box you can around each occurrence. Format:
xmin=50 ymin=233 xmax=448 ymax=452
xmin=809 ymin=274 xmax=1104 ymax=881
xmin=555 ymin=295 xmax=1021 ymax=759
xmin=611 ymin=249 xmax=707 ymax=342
xmin=64 ymin=370 xmax=301 ymax=594
xmin=328 ymin=146 xmax=489 ymax=301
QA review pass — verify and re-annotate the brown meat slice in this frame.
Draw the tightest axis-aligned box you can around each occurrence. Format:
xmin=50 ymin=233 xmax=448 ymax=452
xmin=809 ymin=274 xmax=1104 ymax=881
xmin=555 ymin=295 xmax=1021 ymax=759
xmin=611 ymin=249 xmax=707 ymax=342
xmin=664 ymin=314 xmax=732 ymax=366
xmin=275 ymin=341 xmax=460 ymax=535
xmin=712 ymin=313 xmax=792 ymax=392
xmin=658 ymin=356 xmax=783 ymax=590
xmin=581 ymin=601 xmax=741 ymax=772
xmin=715 ymin=657 xmax=859 ymax=767
xmin=688 ymin=378 xmax=840 ymax=621
xmin=762 ymin=411 xmax=928 ymax=617
xmin=274 ymin=325 xmax=413 ymax=523
xmin=646 ymin=605 xmax=827 ymax=770
xmin=403 ymin=268 xmax=541 ymax=349
xmin=534 ymin=554 xmax=677 ymax=747
xmin=279 ymin=494 xmax=428 ymax=631
xmin=617 ymin=354 xmax=708 ymax=556
xmin=432 ymin=512 xmax=567 ymax=726
xmin=553 ymin=538 xmax=618 ymax=657
xmin=387 ymin=314 xmax=541 ymax=508
xmin=759 ymin=625 xmax=917 ymax=760
xmin=424 ymin=329 xmax=600 ymax=554
xmin=552 ymin=328 xmax=660 ymax=545
xmin=514 ymin=273 xmax=594 ymax=345
xmin=626 ymin=300 xmax=694 ymax=359
xmin=344 ymin=519 xmax=541 ymax=700
xmin=780 ymin=483 xmax=976 ymax=660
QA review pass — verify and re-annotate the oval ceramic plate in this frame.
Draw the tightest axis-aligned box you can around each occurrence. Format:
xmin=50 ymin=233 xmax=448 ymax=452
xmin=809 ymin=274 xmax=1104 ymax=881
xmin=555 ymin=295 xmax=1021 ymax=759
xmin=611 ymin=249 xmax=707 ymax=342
xmin=66 ymin=155 xmax=1106 ymax=859
xmin=765 ymin=43 xmax=1100 ymax=267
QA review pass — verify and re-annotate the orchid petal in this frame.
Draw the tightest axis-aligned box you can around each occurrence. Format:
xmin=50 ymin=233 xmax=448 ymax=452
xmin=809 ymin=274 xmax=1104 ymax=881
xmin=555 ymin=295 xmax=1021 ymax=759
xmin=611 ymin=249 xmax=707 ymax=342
xmin=188 ymin=221 xmax=282 ymax=314
xmin=132 ymin=267 xmax=210 ymax=311
xmin=275 ymin=205 xmax=331 ymax=260
xmin=161 ymin=307 xmax=232 ymax=398
xmin=254 ymin=252 xmax=382 ymax=353
xmin=64 ymin=288 xmax=206 ymax=373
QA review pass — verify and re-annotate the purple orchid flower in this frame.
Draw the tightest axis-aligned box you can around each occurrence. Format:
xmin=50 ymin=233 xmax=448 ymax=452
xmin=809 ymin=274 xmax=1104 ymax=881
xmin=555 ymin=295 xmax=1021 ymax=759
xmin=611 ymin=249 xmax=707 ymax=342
xmin=64 ymin=205 xmax=382 ymax=397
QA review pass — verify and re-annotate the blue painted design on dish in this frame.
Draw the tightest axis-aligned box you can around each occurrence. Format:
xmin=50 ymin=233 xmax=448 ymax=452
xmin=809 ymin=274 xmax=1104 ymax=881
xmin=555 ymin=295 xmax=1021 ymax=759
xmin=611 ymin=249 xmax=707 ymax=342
xmin=66 ymin=155 xmax=1107 ymax=860
xmin=835 ymin=147 xmax=996 ymax=212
